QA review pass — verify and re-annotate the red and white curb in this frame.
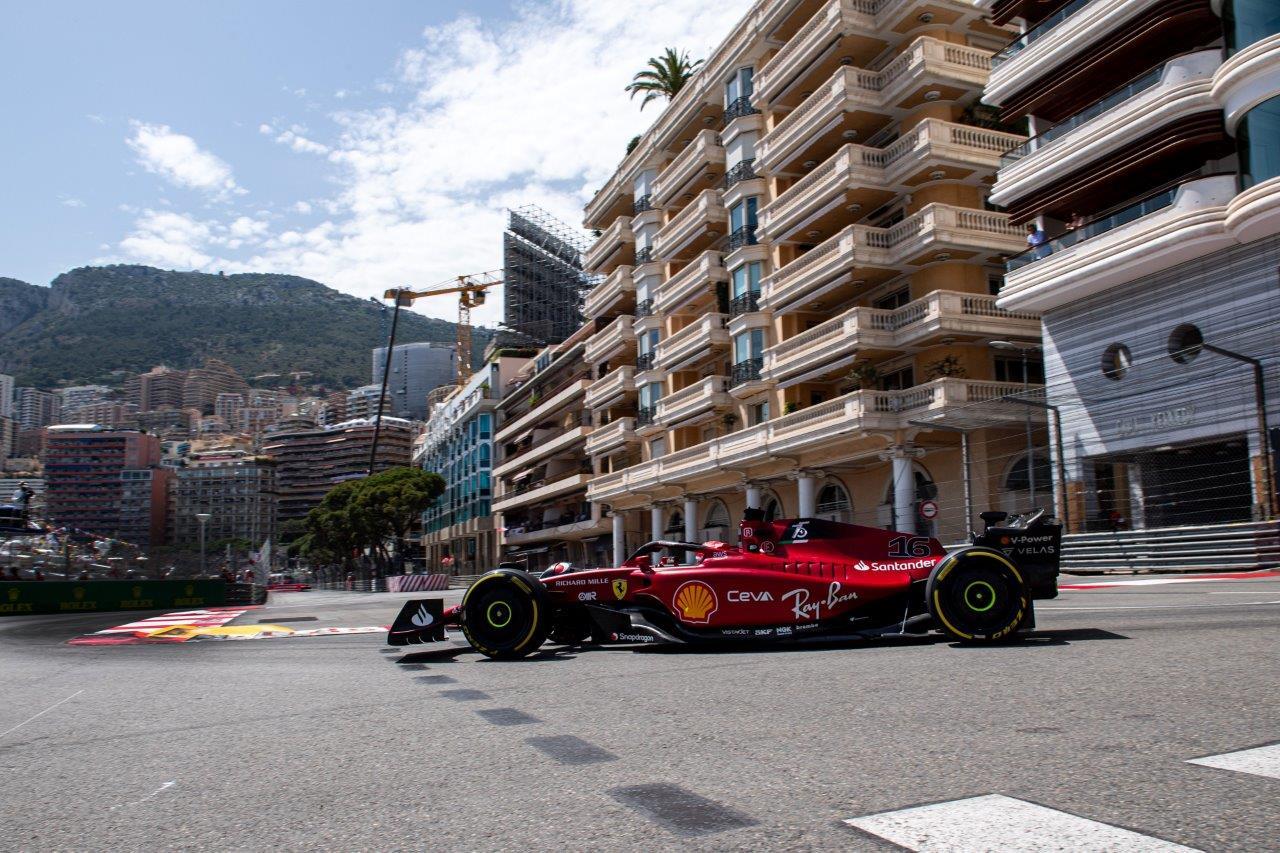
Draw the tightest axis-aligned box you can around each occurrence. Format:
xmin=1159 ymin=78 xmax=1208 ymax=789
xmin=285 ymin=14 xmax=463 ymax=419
xmin=69 ymin=608 xmax=253 ymax=645
xmin=845 ymin=794 xmax=1200 ymax=852
xmin=1061 ymin=570 xmax=1280 ymax=590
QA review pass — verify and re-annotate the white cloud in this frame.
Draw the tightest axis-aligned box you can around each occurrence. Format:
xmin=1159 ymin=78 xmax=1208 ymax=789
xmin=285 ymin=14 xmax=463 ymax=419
xmin=60 ymin=196 xmax=86 ymax=208
xmin=109 ymin=0 xmax=752 ymax=325
xmin=126 ymin=121 xmax=246 ymax=199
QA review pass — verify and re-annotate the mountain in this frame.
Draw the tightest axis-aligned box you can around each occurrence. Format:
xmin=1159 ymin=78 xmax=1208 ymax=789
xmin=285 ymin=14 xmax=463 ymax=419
xmin=0 ymin=265 xmax=495 ymax=389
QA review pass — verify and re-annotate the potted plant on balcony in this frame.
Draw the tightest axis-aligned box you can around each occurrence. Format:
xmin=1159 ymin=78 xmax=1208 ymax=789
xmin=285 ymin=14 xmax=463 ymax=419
xmin=925 ymin=355 xmax=967 ymax=380
xmin=848 ymin=360 xmax=879 ymax=390
xmin=721 ymin=412 xmax=738 ymax=432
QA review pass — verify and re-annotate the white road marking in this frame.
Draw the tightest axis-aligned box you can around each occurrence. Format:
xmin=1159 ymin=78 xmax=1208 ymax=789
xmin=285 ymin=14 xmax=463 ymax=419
xmin=1187 ymin=743 xmax=1280 ymax=781
xmin=845 ymin=794 xmax=1201 ymax=852
xmin=0 ymin=690 xmax=85 ymax=739
xmin=111 ymin=780 xmax=177 ymax=810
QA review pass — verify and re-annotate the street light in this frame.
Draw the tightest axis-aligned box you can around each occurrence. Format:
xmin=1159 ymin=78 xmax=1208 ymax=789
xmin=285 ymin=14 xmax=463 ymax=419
xmin=195 ymin=512 xmax=211 ymax=576
xmin=990 ymin=340 xmax=1042 ymax=511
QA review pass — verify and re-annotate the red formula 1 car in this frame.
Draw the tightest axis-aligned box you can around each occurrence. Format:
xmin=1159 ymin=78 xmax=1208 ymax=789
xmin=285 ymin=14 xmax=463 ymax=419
xmin=389 ymin=509 xmax=1062 ymax=659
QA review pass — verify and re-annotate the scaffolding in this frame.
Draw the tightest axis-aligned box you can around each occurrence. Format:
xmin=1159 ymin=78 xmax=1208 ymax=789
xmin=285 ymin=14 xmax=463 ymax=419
xmin=502 ymin=205 xmax=596 ymax=346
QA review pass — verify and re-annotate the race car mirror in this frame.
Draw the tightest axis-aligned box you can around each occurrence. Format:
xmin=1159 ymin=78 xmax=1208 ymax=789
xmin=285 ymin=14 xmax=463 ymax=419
xmin=387 ymin=598 xmax=447 ymax=645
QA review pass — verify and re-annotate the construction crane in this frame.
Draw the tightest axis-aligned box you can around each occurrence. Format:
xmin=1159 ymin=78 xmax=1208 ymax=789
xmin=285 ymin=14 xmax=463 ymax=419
xmin=383 ymin=270 xmax=502 ymax=388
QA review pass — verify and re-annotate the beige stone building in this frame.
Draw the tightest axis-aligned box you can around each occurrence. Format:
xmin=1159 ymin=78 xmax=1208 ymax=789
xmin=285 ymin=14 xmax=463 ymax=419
xmin=581 ymin=0 xmax=1048 ymax=561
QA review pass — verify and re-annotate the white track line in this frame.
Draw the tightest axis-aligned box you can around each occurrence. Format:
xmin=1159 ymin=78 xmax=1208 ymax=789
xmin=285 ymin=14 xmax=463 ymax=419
xmin=845 ymin=794 xmax=1201 ymax=852
xmin=0 ymin=690 xmax=84 ymax=739
xmin=1187 ymin=743 xmax=1280 ymax=781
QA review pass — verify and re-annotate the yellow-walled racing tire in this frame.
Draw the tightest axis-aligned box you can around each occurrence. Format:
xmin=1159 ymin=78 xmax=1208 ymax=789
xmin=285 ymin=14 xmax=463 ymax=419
xmin=927 ymin=547 xmax=1030 ymax=643
xmin=461 ymin=569 xmax=552 ymax=659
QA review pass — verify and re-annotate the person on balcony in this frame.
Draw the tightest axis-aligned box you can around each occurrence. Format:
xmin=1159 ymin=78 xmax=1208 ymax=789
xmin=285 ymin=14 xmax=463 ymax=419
xmin=1025 ymin=223 xmax=1050 ymax=259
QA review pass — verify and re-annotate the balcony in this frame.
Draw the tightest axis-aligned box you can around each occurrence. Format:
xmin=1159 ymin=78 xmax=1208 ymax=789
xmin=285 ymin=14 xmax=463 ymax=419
xmin=762 ymin=204 xmax=1024 ymax=313
xmin=584 ymin=417 xmax=638 ymax=457
xmin=728 ymin=291 xmax=761 ymax=317
xmin=588 ymin=379 xmax=1038 ymax=503
xmin=991 ymin=50 xmax=1220 ymax=209
xmin=722 ymin=158 xmax=758 ymax=191
xmin=583 ymin=216 xmax=635 ymax=275
xmin=583 ymin=264 xmax=636 ymax=320
xmin=654 ymin=313 xmax=730 ymax=371
xmin=493 ymin=424 xmax=591 ymax=478
xmin=761 ymin=120 xmax=1023 ymax=242
xmin=754 ymin=0 xmax=881 ymax=105
xmin=584 ymin=365 xmax=637 ymax=410
xmin=495 ymin=379 xmax=591 ymax=443
xmin=722 ymin=95 xmax=761 ymax=127
xmin=656 ymin=250 xmax=727 ymax=315
xmin=999 ymin=173 xmax=1240 ymax=313
xmin=583 ymin=315 xmax=636 ymax=365
xmin=757 ymin=38 xmax=995 ymax=174
xmin=656 ymin=375 xmax=733 ymax=427
xmin=731 ymin=357 xmax=763 ymax=386
xmin=492 ymin=471 xmax=593 ymax=514
xmin=654 ymin=189 xmax=728 ymax=261
xmin=763 ymin=291 xmax=1040 ymax=385
xmin=653 ymin=129 xmax=726 ymax=210
xmin=504 ymin=516 xmax=611 ymax=547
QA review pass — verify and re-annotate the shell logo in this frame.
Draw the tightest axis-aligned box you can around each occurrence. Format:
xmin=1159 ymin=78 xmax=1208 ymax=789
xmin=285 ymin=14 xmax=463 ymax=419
xmin=673 ymin=580 xmax=718 ymax=624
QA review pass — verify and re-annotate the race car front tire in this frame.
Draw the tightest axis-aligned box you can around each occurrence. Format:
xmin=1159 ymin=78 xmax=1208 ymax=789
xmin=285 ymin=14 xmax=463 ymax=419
xmin=461 ymin=569 xmax=552 ymax=659
xmin=926 ymin=547 xmax=1030 ymax=643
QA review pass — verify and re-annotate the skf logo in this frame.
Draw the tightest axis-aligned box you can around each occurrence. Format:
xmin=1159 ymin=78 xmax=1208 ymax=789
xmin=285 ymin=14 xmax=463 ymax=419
xmin=673 ymin=581 xmax=718 ymax=624
xmin=7 ymin=588 xmax=18 ymax=602
xmin=73 ymin=587 xmax=85 ymax=600
xmin=612 ymin=579 xmax=628 ymax=600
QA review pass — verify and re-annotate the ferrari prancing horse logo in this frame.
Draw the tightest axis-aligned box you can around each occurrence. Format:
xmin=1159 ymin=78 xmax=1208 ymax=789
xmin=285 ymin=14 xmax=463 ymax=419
xmin=612 ymin=579 xmax=628 ymax=600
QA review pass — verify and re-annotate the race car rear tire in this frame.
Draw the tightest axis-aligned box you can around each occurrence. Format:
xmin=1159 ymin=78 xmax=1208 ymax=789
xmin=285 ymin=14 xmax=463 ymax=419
xmin=927 ymin=547 xmax=1029 ymax=643
xmin=461 ymin=569 xmax=551 ymax=659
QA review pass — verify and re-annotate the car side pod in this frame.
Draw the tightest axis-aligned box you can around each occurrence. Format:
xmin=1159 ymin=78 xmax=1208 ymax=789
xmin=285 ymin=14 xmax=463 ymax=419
xmin=388 ymin=598 xmax=448 ymax=646
xmin=926 ymin=546 xmax=1031 ymax=643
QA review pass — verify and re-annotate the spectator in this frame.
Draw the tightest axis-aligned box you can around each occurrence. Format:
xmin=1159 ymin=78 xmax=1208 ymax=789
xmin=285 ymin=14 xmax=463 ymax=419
xmin=1025 ymin=223 xmax=1050 ymax=258
xmin=1066 ymin=211 xmax=1085 ymax=231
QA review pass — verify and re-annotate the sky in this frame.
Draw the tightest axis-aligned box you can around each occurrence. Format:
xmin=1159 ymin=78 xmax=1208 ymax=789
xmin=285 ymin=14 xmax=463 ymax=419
xmin=0 ymin=0 xmax=753 ymax=326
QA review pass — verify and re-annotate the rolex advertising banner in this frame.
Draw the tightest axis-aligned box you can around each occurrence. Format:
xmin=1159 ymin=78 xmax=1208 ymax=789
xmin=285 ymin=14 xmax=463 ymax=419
xmin=0 ymin=580 xmax=227 ymax=616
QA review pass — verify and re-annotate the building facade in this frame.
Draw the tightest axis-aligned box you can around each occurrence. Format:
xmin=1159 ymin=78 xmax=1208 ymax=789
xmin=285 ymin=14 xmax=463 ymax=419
xmin=985 ymin=0 xmax=1280 ymax=529
xmin=43 ymin=425 xmax=171 ymax=545
xmin=0 ymin=373 xmax=13 ymax=419
xmin=492 ymin=325 xmax=605 ymax=570
xmin=13 ymin=387 xmax=58 ymax=430
xmin=58 ymin=385 xmax=112 ymax=417
xmin=171 ymin=453 xmax=278 ymax=548
xmin=419 ymin=356 xmax=530 ymax=574
xmin=371 ymin=341 xmax=457 ymax=421
xmin=581 ymin=0 xmax=1045 ymax=559
xmin=182 ymin=359 xmax=250 ymax=415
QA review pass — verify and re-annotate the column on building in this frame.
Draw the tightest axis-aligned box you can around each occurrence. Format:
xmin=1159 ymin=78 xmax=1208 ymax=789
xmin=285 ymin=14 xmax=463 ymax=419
xmin=795 ymin=472 xmax=818 ymax=518
xmin=683 ymin=496 xmax=698 ymax=564
xmin=610 ymin=509 xmax=626 ymax=567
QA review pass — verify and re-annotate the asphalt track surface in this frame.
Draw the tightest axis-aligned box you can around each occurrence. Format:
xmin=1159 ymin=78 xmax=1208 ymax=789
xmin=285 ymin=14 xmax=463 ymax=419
xmin=1 ymin=574 xmax=1277 ymax=852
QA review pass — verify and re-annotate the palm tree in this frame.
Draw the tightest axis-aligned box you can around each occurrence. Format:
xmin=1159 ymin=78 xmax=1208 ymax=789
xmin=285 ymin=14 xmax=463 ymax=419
xmin=625 ymin=48 xmax=704 ymax=110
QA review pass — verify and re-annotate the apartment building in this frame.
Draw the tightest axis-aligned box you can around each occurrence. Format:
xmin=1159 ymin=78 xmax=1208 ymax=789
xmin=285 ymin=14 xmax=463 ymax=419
xmin=581 ymin=0 xmax=1045 ymax=557
xmin=58 ymin=385 xmax=112 ymax=417
xmin=13 ymin=387 xmax=58 ymax=430
xmin=182 ymin=359 xmax=251 ymax=415
xmin=419 ymin=355 xmax=530 ymax=574
xmin=65 ymin=400 xmax=139 ymax=429
xmin=171 ymin=452 xmax=277 ymax=548
xmin=0 ymin=416 xmax=16 ymax=460
xmin=0 ymin=373 xmax=13 ymax=419
xmin=260 ymin=416 xmax=415 ymax=524
xmin=983 ymin=0 xmax=1280 ymax=530
xmin=371 ymin=341 xmax=457 ymax=420
xmin=127 ymin=366 xmax=187 ymax=411
xmin=492 ymin=325 xmax=605 ymax=570
xmin=44 ymin=425 xmax=171 ymax=545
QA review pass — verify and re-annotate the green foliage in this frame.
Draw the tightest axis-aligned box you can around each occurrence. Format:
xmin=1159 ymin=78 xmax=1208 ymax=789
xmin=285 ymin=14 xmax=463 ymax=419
xmin=625 ymin=48 xmax=704 ymax=110
xmin=303 ymin=467 xmax=445 ymax=572
xmin=0 ymin=265 xmax=495 ymax=388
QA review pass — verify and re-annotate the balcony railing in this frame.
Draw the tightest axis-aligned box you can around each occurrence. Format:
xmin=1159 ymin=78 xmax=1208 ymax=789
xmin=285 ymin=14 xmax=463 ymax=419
xmin=991 ymin=0 xmax=1090 ymax=69
xmin=728 ymin=225 xmax=758 ymax=251
xmin=635 ymin=298 xmax=655 ymax=318
xmin=1005 ymin=184 xmax=1183 ymax=273
xmin=1001 ymin=63 xmax=1164 ymax=166
xmin=636 ymin=351 xmax=655 ymax=371
xmin=732 ymin=357 xmax=763 ymax=385
xmin=633 ymin=194 xmax=653 ymax=215
xmin=729 ymin=291 xmax=761 ymax=317
xmin=723 ymin=158 xmax=758 ymax=190
xmin=636 ymin=405 xmax=656 ymax=426
xmin=635 ymin=246 xmax=654 ymax=264
xmin=722 ymin=95 xmax=760 ymax=126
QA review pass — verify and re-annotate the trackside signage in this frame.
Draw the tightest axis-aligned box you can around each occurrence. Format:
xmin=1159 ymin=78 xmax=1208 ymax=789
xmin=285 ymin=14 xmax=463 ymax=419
xmin=0 ymin=580 xmax=227 ymax=616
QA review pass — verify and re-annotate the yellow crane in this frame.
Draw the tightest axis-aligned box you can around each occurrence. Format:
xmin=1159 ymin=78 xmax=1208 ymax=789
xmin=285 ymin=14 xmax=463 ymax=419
xmin=384 ymin=270 xmax=502 ymax=388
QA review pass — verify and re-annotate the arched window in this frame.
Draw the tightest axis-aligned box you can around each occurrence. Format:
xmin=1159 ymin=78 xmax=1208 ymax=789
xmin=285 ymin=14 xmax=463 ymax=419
xmin=1001 ymin=453 xmax=1054 ymax=515
xmin=665 ymin=509 xmax=684 ymax=534
xmin=881 ymin=463 xmax=937 ymax=535
xmin=761 ymin=490 xmax=783 ymax=522
xmin=816 ymin=480 xmax=852 ymax=523
xmin=703 ymin=499 xmax=731 ymax=530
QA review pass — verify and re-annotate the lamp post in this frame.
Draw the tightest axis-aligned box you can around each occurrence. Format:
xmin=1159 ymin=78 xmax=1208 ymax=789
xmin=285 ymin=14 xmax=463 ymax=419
xmin=991 ymin=340 xmax=1042 ymax=510
xmin=195 ymin=512 xmax=211 ymax=576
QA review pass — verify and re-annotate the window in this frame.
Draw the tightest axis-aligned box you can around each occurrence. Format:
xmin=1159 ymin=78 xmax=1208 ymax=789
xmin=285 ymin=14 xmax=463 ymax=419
xmin=1004 ymin=454 xmax=1052 ymax=493
xmin=993 ymin=355 xmax=1045 ymax=384
xmin=729 ymin=197 xmax=759 ymax=233
xmin=733 ymin=329 xmax=764 ymax=363
xmin=1100 ymin=343 xmax=1132 ymax=380
xmin=731 ymin=261 xmax=763 ymax=297
xmin=988 ymin=274 xmax=1004 ymax=296
xmin=724 ymin=67 xmax=754 ymax=106
xmin=762 ymin=493 xmax=782 ymax=522
xmin=750 ymin=401 xmax=770 ymax=425
xmin=816 ymin=482 xmax=852 ymax=523
xmin=878 ymin=366 xmax=914 ymax=391
xmin=703 ymin=499 xmax=731 ymax=530
xmin=873 ymin=288 xmax=910 ymax=310
xmin=639 ymin=382 xmax=663 ymax=409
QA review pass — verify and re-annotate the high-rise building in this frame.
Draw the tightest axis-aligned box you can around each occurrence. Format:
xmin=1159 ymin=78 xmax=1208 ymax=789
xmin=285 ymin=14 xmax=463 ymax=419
xmin=171 ymin=453 xmax=277 ymax=549
xmin=981 ymin=0 xmax=1280 ymax=529
xmin=370 ymin=342 xmax=457 ymax=420
xmin=0 ymin=373 xmax=14 ymax=419
xmin=13 ymin=387 xmax=58 ymax=430
xmin=260 ymin=416 xmax=415 ymax=524
xmin=345 ymin=385 xmax=389 ymax=421
xmin=43 ymin=425 xmax=171 ymax=545
xmin=0 ymin=416 xmax=15 ymax=460
xmin=580 ymin=0 xmax=1042 ymax=561
xmin=502 ymin=206 xmax=594 ymax=347
xmin=182 ymin=359 xmax=250 ymax=415
xmin=58 ymin=385 xmax=112 ymax=417
xmin=420 ymin=355 xmax=530 ymax=574
xmin=214 ymin=393 xmax=245 ymax=426
xmin=238 ymin=407 xmax=279 ymax=436
xmin=129 ymin=366 xmax=188 ymax=411
xmin=136 ymin=407 xmax=197 ymax=437
xmin=65 ymin=401 xmax=139 ymax=430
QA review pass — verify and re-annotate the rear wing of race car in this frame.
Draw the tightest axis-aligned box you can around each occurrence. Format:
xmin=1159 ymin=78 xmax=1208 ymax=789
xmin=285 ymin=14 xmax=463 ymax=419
xmin=388 ymin=598 xmax=447 ymax=646
xmin=973 ymin=508 xmax=1062 ymax=599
